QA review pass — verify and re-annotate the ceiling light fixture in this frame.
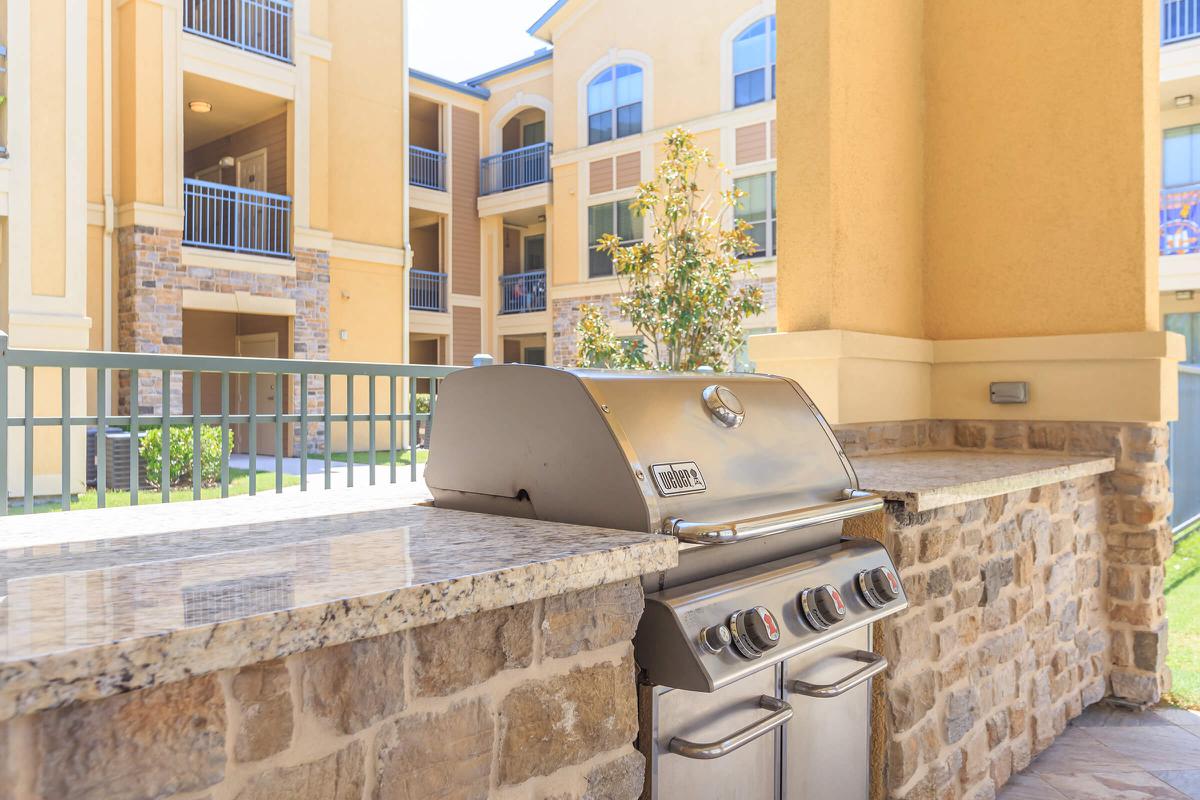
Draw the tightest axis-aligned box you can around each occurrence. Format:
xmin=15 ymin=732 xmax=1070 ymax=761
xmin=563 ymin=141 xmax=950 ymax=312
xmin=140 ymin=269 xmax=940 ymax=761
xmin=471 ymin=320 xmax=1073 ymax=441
xmin=188 ymin=100 xmax=212 ymax=113
xmin=1177 ymin=94 xmax=1194 ymax=108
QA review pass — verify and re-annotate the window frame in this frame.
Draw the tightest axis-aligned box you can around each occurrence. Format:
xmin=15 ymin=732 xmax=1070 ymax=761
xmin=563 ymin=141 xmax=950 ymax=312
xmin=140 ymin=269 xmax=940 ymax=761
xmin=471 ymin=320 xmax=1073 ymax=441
xmin=732 ymin=15 xmax=776 ymax=109
xmin=586 ymin=64 xmax=644 ymax=146
xmin=733 ymin=170 xmax=777 ymax=259
xmin=587 ymin=198 xmax=644 ymax=279
xmin=523 ymin=234 xmax=546 ymax=272
xmin=1164 ymin=124 xmax=1200 ymax=189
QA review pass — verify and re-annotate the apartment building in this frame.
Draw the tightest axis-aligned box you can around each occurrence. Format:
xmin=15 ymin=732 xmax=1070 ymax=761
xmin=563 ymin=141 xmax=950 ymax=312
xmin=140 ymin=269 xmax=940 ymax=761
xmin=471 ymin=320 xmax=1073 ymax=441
xmin=1162 ymin=2 xmax=1200 ymax=356
xmin=406 ymin=0 xmax=779 ymax=368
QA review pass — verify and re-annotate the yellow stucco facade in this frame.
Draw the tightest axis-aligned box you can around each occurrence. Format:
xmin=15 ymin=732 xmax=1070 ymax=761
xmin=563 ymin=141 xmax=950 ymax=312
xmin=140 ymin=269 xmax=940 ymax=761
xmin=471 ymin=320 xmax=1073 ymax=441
xmin=755 ymin=0 xmax=1181 ymax=426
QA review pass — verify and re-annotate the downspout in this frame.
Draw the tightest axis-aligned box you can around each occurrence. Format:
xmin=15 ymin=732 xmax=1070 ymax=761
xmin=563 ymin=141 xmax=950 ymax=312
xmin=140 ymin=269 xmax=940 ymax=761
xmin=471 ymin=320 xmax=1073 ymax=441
xmin=102 ymin=0 xmax=115 ymax=411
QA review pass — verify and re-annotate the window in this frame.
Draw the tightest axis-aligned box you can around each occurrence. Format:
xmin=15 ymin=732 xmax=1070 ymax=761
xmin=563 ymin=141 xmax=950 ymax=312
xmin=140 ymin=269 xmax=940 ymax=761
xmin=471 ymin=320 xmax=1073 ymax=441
xmin=1168 ymin=313 xmax=1200 ymax=364
xmin=522 ymin=121 xmax=545 ymax=148
xmin=1165 ymin=125 xmax=1200 ymax=188
xmin=734 ymin=172 xmax=777 ymax=258
xmin=588 ymin=64 xmax=643 ymax=145
xmin=733 ymin=16 xmax=776 ymax=108
xmin=523 ymin=346 xmax=547 ymax=366
xmin=524 ymin=234 xmax=546 ymax=272
xmin=588 ymin=200 xmax=643 ymax=277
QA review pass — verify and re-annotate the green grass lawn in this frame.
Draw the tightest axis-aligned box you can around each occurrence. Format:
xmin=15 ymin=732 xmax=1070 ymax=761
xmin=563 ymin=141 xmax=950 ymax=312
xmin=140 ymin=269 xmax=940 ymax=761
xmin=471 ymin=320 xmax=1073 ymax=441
xmin=9 ymin=469 xmax=301 ymax=514
xmin=1165 ymin=521 xmax=1200 ymax=707
xmin=324 ymin=449 xmax=428 ymax=466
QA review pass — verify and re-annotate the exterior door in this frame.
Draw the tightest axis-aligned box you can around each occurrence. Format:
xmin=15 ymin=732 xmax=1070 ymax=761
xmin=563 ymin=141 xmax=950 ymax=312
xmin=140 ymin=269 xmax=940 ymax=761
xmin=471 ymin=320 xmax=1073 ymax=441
xmin=236 ymin=149 xmax=268 ymax=252
xmin=235 ymin=333 xmax=280 ymax=457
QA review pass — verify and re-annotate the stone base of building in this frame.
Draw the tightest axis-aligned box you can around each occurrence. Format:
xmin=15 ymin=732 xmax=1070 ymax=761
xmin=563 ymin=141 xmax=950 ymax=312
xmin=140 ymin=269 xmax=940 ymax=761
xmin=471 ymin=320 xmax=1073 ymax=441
xmin=115 ymin=225 xmax=331 ymax=454
xmin=835 ymin=418 xmax=1171 ymax=800
xmin=0 ymin=580 xmax=645 ymax=800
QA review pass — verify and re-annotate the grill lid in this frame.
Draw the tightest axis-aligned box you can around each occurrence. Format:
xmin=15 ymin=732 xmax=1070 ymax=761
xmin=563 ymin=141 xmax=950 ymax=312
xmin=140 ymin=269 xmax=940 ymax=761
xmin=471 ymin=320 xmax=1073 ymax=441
xmin=425 ymin=366 xmax=863 ymax=538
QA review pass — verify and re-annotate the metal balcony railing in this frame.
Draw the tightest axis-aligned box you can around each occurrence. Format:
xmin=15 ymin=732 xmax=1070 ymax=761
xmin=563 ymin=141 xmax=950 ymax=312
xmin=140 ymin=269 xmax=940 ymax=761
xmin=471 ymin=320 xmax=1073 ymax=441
xmin=1161 ymin=184 xmax=1200 ymax=255
xmin=184 ymin=178 xmax=293 ymax=259
xmin=480 ymin=142 xmax=553 ymax=196
xmin=183 ymin=0 xmax=293 ymax=62
xmin=410 ymin=146 xmax=447 ymax=191
xmin=499 ymin=271 xmax=547 ymax=314
xmin=410 ymin=270 xmax=448 ymax=312
xmin=1164 ymin=0 xmax=1200 ymax=45
xmin=0 ymin=331 xmax=462 ymax=514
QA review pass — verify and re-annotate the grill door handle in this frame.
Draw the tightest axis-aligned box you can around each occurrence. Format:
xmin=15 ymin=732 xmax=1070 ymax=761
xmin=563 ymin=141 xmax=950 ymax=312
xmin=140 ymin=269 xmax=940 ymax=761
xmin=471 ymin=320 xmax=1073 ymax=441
xmin=789 ymin=650 xmax=887 ymax=698
xmin=667 ymin=695 xmax=792 ymax=760
xmin=665 ymin=490 xmax=883 ymax=544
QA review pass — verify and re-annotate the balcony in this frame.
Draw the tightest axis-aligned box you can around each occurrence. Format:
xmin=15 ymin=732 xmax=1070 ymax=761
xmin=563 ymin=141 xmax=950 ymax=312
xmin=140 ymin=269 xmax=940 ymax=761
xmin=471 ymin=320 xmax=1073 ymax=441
xmin=410 ymin=269 xmax=448 ymax=312
xmin=410 ymin=146 xmax=447 ymax=191
xmin=183 ymin=178 xmax=293 ymax=259
xmin=480 ymin=143 xmax=553 ymax=196
xmin=499 ymin=271 xmax=547 ymax=314
xmin=183 ymin=0 xmax=293 ymax=63
xmin=1164 ymin=0 xmax=1200 ymax=45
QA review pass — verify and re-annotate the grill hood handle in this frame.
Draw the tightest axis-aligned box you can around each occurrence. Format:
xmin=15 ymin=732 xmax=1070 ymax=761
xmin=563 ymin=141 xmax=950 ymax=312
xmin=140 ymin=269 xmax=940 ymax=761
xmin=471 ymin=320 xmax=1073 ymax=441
xmin=665 ymin=490 xmax=883 ymax=545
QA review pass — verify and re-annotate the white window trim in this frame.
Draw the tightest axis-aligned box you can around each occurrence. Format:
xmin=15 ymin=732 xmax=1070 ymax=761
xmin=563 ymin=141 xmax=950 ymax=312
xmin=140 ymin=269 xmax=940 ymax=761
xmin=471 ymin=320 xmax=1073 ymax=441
xmin=488 ymin=92 xmax=554 ymax=156
xmin=576 ymin=49 xmax=654 ymax=149
xmin=720 ymin=0 xmax=777 ymax=113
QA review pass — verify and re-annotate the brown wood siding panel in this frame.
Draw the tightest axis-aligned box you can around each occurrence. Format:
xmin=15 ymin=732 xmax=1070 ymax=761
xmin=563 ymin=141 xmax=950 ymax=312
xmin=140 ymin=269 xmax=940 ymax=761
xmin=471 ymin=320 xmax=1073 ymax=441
xmin=451 ymin=107 xmax=481 ymax=296
xmin=735 ymin=123 xmax=768 ymax=166
xmin=614 ymin=152 xmax=640 ymax=189
xmin=452 ymin=306 xmax=482 ymax=365
xmin=184 ymin=113 xmax=288 ymax=195
xmin=589 ymin=158 xmax=613 ymax=194
xmin=769 ymin=120 xmax=776 ymax=160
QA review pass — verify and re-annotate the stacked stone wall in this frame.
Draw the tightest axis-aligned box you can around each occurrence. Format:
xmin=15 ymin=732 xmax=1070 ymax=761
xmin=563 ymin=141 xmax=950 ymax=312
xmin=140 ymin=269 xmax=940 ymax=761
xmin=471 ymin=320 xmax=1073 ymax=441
xmin=834 ymin=418 xmax=1172 ymax=799
xmin=0 ymin=579 xmax=645 ymax=800
xmin=116 ymin=226 xmax=330 ymax=453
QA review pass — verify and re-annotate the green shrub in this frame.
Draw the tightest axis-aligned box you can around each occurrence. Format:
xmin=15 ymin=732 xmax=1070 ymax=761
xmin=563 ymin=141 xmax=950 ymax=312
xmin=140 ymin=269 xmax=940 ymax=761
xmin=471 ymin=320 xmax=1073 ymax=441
xmin=414 ymin=393 xmax=431 ymax=414
xmin=140 ymin=425 xmax=222 ymax=489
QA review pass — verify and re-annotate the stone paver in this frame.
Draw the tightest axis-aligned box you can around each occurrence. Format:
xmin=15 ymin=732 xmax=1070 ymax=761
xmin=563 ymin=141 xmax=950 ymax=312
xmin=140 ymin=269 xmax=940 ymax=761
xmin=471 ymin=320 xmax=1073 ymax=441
xmin=998 ymin=703 xmax=1200 ymax=800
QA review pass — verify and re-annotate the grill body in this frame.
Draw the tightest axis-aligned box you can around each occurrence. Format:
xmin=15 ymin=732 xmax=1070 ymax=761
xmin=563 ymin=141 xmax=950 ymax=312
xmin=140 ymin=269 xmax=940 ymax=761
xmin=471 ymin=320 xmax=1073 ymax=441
xmin=427 ymin=366 xmax=907 ymax=800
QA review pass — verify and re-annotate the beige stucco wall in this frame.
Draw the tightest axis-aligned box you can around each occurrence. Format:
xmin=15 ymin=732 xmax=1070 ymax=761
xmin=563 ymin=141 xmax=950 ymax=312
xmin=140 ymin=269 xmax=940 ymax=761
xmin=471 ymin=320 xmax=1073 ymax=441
xmin=923 ymin=0 xmax=1159 ymax=340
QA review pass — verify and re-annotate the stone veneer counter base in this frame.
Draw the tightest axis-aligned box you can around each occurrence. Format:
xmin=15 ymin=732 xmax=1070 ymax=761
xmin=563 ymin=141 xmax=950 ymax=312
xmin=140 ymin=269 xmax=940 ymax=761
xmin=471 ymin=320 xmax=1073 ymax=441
xmin=851 ymin=450 xmax=1115 ymax=512
xmin=0 ymin=487 xmax=677 ymax=722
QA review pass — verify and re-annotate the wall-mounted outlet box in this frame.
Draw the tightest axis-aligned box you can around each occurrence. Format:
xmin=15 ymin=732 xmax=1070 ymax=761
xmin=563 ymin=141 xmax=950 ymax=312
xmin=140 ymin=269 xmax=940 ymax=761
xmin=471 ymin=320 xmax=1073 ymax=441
xmin=990 ymin=381 xmax=1029 ymax=404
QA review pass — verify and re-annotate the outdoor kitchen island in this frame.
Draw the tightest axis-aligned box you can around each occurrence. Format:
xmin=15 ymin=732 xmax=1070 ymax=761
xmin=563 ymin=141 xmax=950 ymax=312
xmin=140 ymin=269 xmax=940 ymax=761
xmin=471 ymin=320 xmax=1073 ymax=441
xmin=0 ymin=487 xmax=677 ymax=800
xmin=843 ymin=447 xmax=1146 ymax=800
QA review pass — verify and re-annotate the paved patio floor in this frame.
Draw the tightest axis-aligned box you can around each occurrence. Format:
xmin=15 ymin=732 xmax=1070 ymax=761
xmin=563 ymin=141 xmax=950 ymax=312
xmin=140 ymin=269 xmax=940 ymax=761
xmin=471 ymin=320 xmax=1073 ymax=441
xmin=999 ymin=702 xmax=1200 ymax=799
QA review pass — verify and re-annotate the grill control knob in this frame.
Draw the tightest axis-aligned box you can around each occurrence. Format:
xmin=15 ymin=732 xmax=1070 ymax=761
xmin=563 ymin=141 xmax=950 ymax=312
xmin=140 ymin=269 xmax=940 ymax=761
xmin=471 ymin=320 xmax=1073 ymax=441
xmin=702 ymin=384 xmax=745 ymax=428
xmin=728 ymin=606 xmax=781 ymax=658
xmin=799 ymin=585 xmax=847 ymax=631
xmin=698 ymin=624 xmax=732 ymax=654
xmin=857 ymin=566 xmax=901 ymax=609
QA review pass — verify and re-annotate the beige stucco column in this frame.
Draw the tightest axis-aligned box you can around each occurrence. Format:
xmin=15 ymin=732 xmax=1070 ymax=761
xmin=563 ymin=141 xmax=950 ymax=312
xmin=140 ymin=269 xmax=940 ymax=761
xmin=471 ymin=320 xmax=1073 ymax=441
xmin=754 ymin=0 xmax=1178 ymax=428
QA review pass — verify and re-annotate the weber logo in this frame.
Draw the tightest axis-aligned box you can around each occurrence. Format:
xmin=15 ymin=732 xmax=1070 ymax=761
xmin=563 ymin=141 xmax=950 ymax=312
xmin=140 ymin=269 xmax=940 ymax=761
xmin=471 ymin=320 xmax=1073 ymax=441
xmin=650 ymin=462 xmax=707 ymax=497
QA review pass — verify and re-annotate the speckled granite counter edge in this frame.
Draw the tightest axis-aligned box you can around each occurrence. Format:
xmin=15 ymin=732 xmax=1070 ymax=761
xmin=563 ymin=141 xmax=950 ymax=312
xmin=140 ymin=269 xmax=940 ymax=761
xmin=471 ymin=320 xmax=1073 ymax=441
xmin=862 ymin=456 xmax=1115 ymax=512
xmin=0 ymin=535 xmax=676 ymax=722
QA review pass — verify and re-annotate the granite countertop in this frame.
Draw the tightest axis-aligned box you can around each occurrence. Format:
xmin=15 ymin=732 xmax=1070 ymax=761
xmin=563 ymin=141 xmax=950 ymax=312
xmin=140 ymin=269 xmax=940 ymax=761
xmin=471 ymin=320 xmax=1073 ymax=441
xmin=851 ymin=450 xmax=1115 ymax=512
xmin=0 ymin=486 xmax=677 ymax=721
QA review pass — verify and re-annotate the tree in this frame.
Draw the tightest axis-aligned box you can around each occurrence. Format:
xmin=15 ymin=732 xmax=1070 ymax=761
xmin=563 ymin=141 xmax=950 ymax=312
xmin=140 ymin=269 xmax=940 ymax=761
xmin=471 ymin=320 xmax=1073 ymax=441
xmin=575 ymin=127 xmax=765 ymax=371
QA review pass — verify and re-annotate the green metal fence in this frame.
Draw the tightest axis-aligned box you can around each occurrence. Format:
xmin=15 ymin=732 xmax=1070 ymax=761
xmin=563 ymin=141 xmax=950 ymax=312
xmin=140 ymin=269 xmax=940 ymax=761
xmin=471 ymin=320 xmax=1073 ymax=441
xmin=0 ymin=330 xmax=462 ymax=515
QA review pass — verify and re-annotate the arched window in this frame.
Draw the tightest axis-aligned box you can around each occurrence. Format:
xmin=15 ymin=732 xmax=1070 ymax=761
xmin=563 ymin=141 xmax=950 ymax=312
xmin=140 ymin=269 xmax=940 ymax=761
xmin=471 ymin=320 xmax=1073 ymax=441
xmin=587 ymin=64 xmax=643 ymax=145
xmin=733 ymin=16 xmax=776 ymax=108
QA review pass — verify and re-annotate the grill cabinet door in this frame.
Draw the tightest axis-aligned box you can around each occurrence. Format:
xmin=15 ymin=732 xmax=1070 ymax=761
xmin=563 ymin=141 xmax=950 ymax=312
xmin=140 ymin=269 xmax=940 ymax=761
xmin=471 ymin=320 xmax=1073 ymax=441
xmin=781 ymin=627 xmax=873 ymax=800
xmin=643 ymin=667 xmax=781 ymax=800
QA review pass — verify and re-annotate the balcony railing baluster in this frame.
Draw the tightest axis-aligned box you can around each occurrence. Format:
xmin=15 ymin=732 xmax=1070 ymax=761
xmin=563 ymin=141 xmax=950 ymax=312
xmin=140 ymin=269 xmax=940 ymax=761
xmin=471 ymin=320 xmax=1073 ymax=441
xmin=183 ymin=0 xmax=293 ymax=63
xmin=410 ymin=270 xmax=448 ymax=312
xmin=499 ymin=271 xmax=547 ymax=314
xmin=184 ymin=178 xmax=292 ymax=259
xmin=480 ymin=142 xmax=553 ymax=196
xmin=409 ymin=146 xmax=447 ymax=191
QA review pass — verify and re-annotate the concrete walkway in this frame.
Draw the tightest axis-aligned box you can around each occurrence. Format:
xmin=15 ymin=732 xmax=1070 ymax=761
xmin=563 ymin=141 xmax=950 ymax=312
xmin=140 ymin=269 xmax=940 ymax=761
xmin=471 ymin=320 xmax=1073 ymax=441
xmin=999 ymin=703 xmax=1200 ymax=799
xmin=228 ymin=454 xmax=432 ymax=502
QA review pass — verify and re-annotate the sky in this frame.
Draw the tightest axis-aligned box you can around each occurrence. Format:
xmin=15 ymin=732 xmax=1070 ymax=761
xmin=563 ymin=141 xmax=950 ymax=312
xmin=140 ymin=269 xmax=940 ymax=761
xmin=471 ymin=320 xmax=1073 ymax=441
xmin=408 ymin=0 xmax=555 ymax=82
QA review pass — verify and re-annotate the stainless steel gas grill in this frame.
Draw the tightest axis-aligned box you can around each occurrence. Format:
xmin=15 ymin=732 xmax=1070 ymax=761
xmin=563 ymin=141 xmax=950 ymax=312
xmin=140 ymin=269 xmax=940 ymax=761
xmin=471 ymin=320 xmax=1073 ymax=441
xmin=426 ymin=366 xmax=908 ymax=800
